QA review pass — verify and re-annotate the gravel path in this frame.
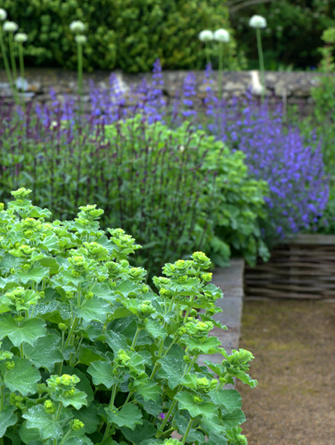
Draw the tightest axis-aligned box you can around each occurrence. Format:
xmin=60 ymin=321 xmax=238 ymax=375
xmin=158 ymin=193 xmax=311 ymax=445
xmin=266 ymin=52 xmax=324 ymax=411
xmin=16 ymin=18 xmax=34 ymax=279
xmin=237 ymin=299 xmax=335 ymax=445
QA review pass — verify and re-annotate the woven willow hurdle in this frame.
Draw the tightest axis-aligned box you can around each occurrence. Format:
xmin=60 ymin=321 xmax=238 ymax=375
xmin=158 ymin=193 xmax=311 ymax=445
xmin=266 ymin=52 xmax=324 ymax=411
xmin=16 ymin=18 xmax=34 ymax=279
xmin=244 ymin=235 xmax=335 ymax=299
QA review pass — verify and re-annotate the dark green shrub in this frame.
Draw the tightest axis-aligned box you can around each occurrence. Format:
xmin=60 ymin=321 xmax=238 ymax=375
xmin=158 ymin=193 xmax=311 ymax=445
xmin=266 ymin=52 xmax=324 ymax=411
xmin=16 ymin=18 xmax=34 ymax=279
xmin=230 ymin=0 xmax=335 ymax=70
xmin=0 ymin=188 xmax=257 ymax=444
xmin=0 ymin=0 xmax=244 ymax=72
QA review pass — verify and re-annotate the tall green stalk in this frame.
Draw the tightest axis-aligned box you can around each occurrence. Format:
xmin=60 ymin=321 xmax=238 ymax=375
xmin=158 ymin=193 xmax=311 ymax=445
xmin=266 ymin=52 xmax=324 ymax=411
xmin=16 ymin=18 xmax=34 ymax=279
xmin=0 ymin=27 xmax=16 ymax=101
xmin=256 ymin=27 xmax=265 ymax=103
xmin=18 ymin=42 xmax=25 ymax=85
xmin=8 ymin=32 xmax=17 ymax=82
xmin=205 ymin=41 xmax=211 ymax=67
xmin=77 ymin=40 xmax=83 ymax=98
xmin=18 ymin=42 xmax=25 ymax=109
xmin=218 ymin=41 xmax=223 ymax=102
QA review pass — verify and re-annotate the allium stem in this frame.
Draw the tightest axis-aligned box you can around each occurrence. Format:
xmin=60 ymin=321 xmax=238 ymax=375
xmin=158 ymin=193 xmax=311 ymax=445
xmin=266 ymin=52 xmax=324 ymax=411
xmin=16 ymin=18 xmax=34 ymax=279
xmin=218 ymin=41 xmax=224 ymax=103
xmin=18 ymin=42 xmax=25 ymax=85
xmin=205 ymin=41 xmax=211 ymax=67
xmin=256 ymin=27 xmax=265 ymax=103
xmin=18 ymin=42 xmax=25 ymax=110
xmin=0 ymin=28 xmax=16 ymax=101
xmin=77 ymin=41 xmax=83 ymax=98
xmin=8 ymin=32 xmax=17 ymax=82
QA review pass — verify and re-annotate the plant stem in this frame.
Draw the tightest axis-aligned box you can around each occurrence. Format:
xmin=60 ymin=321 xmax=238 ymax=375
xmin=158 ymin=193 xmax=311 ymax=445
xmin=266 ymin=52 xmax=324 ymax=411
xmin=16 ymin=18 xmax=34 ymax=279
xmin=185 ymin=355 xmax=197 ymax=375
xmin=64 ymin=316 xmax=79 ymax=348
xmin=8 ymin=32 xmax=17 ymax=83
xmin=0 ymin=28 xmax=16 ymax=102
xmin=77 ymin=40 xmax=83 ymax=119
xmin=18 ymin=42 xmax=25 ymax=110
xmin=77 ymin=41 xmax=83 ymax=97
xmin=53 ymin=403 xmax=63 ymax=445
xmin=256 ymin=27 xmax=265 ymax=103
xmin=205 ymin=42 xmax=211 ymax=67
xmin=218 ymin=41 xmax=224 ymax=103
xmin=102 ymin=384 xmax=118 ymax=440
xmin=181 ymin=418 xmax=194 ymax=444
xmin=158 ymin=398 xmax=177 ymax=433
xmin=150 ymin=338 xmax=165 ymax=379
xmin=131 ymin=326 xmax=141 ymax=349
xmin=58 ymin=428 xmax=72 ymax=445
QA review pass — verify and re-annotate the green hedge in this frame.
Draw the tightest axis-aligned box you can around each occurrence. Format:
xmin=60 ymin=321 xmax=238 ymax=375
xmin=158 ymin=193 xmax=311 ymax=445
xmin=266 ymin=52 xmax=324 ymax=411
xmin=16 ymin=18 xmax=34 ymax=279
xmin=0 ymin=0 xmax=244 ymax=72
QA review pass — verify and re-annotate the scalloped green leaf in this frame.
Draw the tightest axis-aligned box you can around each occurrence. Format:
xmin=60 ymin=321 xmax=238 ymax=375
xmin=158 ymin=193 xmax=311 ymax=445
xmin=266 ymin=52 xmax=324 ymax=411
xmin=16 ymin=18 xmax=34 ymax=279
xmin=121 ymin=419 xmax=156 ymax=443
xmin=75 ymin=297 xmax=110 ymax=323
xmin=17 ymin=265 xmax=49 ymax=284
xmin=105 ymin=404 xmax=143 ymax=430
xmin=105 ymin=331 xmax=129 ymax=352
xmin=134 ymin=376 xmax=160 ymax=402
xmin=0 ymin=357 xmax=40 ymax=396
xmin=87 ymin=361 xmax=118 ymax=389
xmin=19 ymin=421 xmax=41 ymax=444
xmin=0 ymin=315 xmax=46 ymax=347
xmin=185 ymin=336 xmax=221 ymax=354
xmin=23 ymin=405 xmax=63 ymax=440
xmin=208 ymin=389 xmax=242 ymax=413
xmin=157 ymin=356 xmax=184 ymax=389
xmin=0 ymin=406 xmax=17 ymax=438
xmin=23 ymin=333 xmax=63 ymax=371
xmin=74 ymin=404 xmax=100 ymax=434
xmin=174 ymin=391 xmax=218 ymax=419
xmin=145 ymin=319 xmax=167 ymax=340
xmin=52 ymin=389 xmax=88 ymax=410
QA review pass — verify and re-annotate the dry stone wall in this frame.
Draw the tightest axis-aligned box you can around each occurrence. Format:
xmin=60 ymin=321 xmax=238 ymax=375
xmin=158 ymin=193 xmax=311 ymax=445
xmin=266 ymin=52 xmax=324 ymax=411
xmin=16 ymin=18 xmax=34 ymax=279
xmin=0 ymin=68 xmax=329 ymax=116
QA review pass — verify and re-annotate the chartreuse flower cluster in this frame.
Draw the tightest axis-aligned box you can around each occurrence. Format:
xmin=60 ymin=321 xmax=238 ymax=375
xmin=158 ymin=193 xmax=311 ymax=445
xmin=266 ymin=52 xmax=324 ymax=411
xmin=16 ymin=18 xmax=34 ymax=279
xmin=0 ymin=188 xmax=256 ymax=444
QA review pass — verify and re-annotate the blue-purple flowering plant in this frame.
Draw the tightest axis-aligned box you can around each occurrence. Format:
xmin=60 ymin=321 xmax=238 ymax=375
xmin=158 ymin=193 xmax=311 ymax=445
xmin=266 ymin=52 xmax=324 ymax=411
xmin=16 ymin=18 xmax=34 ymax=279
xmin=1 ymin=58 xmax=327 ymax=257
xmin=0 ymin=188 xmax=256 ymax=444
xmin=204 ymin=92 xmax=329 ymax=244
xmin=0 ymin=93 xmax=268 ymax=274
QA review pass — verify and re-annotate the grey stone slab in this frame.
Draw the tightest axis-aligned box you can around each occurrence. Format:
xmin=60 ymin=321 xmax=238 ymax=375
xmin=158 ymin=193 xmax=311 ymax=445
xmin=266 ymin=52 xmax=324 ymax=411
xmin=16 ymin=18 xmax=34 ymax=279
xmin=214 ymin=297 xmax=243 ymax=329
xmin=200 ymin=259 xmax=244 ymax=387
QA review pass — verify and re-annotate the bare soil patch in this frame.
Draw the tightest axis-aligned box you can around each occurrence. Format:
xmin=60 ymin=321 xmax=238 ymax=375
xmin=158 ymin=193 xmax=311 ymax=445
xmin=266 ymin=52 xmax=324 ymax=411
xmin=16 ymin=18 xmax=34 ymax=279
xmin=237 ymin=300 xmax=335 ymax=445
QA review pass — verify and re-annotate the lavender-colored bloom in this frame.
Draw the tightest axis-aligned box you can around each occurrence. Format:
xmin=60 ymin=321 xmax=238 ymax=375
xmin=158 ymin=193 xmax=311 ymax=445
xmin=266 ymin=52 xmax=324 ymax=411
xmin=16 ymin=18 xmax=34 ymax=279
xmin=22 ymin=58 xmax=328 ymax=245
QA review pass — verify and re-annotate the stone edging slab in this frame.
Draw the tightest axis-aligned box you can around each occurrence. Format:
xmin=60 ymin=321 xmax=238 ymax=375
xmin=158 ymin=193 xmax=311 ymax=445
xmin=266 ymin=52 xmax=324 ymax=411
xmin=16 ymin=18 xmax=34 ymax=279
xmin=198 ymin=259 xmax=244 ymax=386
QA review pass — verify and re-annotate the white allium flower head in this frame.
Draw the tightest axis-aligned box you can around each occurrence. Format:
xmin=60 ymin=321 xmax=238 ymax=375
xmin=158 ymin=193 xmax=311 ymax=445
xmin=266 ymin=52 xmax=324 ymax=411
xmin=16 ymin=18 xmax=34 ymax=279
xmin=198 ymin=30 xmax=214 ymax=42
xmin=214 ymin=29 xmax=230 ymax=43
xmin=249 ymin=15 xmax=267 ymax=29
xmin=14 ymin=33 xmax=28 ymax=43
xmin=0 ymin=9 xmax=7 ymax=21
xmin=69 ymin=20 xmax=85 ymax=33
xmin=75 ymin=34 xmax=87 ymax=44
xmin=3 ymin=21 xmax=19 ymax=32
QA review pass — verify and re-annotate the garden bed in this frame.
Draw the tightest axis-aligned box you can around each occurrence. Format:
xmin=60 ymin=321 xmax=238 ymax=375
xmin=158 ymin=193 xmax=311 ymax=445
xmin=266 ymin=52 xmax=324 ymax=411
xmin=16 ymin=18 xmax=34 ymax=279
xmin=244 ymin=234 xmax=335 ymax=299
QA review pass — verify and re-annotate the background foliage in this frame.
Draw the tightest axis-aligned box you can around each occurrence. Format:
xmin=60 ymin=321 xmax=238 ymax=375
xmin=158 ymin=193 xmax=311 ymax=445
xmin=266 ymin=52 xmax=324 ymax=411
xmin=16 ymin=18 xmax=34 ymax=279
xmin=230 ymin=0 xmax=335 ymax=70
xmin=0 ymin=0 xmax=245 ymax=72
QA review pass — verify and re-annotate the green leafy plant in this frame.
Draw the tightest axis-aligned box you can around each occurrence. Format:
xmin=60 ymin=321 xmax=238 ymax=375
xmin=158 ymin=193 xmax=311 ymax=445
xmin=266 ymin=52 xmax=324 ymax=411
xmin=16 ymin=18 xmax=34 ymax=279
xmin=0 ymin=114 xmax=268 ymax=275
xmin=0 ymin=0 xmax=245 ymax=73
xmin=0 ymin=187 xmax=256 ymax=444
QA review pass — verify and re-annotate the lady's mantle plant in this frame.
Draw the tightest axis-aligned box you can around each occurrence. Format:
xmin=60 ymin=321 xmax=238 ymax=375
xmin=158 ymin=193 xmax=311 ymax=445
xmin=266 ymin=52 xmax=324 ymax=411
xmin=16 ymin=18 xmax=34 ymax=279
xmin=0 ymin=188 xmax=256 ymax=445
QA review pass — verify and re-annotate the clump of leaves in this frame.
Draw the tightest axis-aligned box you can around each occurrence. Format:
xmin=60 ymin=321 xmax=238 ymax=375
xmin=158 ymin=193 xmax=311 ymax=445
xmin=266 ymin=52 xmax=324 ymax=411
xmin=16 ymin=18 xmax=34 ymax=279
xmin=0 ymin=188 xmax=256 ymax=444
xmin=0 ymin=111 xmax=269 ymax=276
